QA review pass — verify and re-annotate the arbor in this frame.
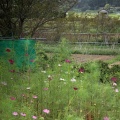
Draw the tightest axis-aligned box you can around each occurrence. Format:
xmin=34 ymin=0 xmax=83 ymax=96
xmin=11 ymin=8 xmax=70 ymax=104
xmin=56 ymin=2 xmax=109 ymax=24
xmin=0 ymin=0 xmax=77 ymax=38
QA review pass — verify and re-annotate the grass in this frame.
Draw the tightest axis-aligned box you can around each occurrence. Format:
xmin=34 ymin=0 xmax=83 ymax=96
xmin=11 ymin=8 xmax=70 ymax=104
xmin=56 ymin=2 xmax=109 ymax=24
xmin=39 ymin=41 xmax=120 ymax=55
xmin=0 ymin=39 xmax=120 ymax=120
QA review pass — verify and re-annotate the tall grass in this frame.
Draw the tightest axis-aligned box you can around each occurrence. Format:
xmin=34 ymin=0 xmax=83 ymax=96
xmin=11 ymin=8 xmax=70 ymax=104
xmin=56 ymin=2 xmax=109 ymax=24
xmin=0 ymin=39 xmax=120 ymax=120
xmin=39 ymin=41 xmax=120 ymax=55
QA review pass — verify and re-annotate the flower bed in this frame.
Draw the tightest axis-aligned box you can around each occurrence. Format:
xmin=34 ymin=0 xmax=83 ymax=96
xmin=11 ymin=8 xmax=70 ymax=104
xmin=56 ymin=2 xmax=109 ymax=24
xmin=0 ymin=41 xmax=120 ymax=120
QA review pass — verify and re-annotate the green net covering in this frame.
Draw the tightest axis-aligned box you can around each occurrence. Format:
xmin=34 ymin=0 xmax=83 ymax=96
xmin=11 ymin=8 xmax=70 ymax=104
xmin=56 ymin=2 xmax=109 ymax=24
xmin=0 ymin=39 xmax=36 ymax=69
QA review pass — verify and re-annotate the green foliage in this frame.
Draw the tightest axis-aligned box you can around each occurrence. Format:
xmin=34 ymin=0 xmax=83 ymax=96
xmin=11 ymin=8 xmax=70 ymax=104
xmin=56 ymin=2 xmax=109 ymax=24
xmin=104 ymin=4 xmax=111 ymax=11
xmin=98 ymin=60 xmax=120 ymax=83
xmin=0 ymin=42 xmax=120 ymax=120
xmin=42 ymin=42 xmax=120 ymax=55
xmin=0 ymin=0 xmax=77 ymax=37
xmin=44 ymin=12 xmax=120 ymax=43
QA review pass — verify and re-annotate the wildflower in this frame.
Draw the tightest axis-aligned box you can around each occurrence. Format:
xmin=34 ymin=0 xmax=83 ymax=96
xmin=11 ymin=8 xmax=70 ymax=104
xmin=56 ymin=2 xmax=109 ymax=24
xmin=64 ymin=82 xmax=66 ymax=84
xmin=94 ymin=103 xmax=96 ymax=106
xmin=10 ymin=97 xmax=16 ymax=100
xmin=30 ymin=59 xmax=34 ymax=62
xmin=48 ymin=75 xmax=52 ymax=80
xmin=26 ymin=87 xmax=31 ymax=90
xmin=6 ymin=48 xmax=11 ymax=52
xmin=43 ymin=109 xmax=50 ymax=114
xmin=20 ymin=113 xmax=26 ymax=117
xmin=33 ymin=95 xmax=38 ymax=99
xmin=60 ymin=78 xmax=65 ymax=81
xmin=65 ymin=59 xmax=71 ymax=63
xmin=32 ymin=115 xmax=37 ymax=119
xmin=111 ymin=77 xmax=117 ymax=82
xmin=10 ymin=70 xmax=15 ymax=73
xmin=58 ymin=64 xmax=62 ymax=66
xmin=12 ymin=112 xmax=18 ymax=116
xmin=1 ymin=81 xmax=7 ymax=86
xmin=65 ymin=72 xmax=69 ymax=74
xmin=22 ymin=94 xmax=26 ymax=97
xmin=71 ymin=78 xmax=76 ymax=82
xmin=112 ymin=82 xmax=117 ymax=86
xmin=43 ymin=88 xmax=48 ymax=90
xmin=73 ymin=87 xmax=78 ymax=90
xmin=78 ymin=67 xmax=85 ymax=73
xmin=9 ymin=59 xmax=14 ymax=64
xmin=115 ymin=89 xmax=119 ymax=92
xmin=103 ymin=116 xmax=109 ymax=120
xmin=41 ymin=71 xmax=46 ymax=73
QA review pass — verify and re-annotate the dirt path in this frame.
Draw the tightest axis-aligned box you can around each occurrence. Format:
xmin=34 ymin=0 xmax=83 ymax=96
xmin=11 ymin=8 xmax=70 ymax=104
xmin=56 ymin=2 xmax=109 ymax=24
xmin=71 ymin=54 xmax=115 ymax=63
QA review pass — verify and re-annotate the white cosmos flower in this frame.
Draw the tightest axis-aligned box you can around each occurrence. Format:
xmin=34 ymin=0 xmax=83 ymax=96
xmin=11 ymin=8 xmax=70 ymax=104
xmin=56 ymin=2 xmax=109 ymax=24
xmin=60 ymin=78 xmax=65 ymax=81
xmin=113 ymin=82 xmax=117 ymax=86
xmin=58 ymin=64 xmax=62 ymax=66
xmin=1 ymin=81 xmax=7 ymax=86
xmin=41 ymin=71 xmax=46 ymax=73
xmin=26 ymin=87 xmax=30 ymax=90
xmin=71 ymin=78 xmax=76 ymax=82
xmin=115 ymin=89 xmax=119 ymax=92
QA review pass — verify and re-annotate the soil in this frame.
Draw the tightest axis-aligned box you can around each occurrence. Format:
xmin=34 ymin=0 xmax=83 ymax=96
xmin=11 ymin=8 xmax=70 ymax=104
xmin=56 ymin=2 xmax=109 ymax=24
xmin=71 ymin=54 xmax=115 ymax=63
xmin=47 ymin=53 xmax=119 ymax=65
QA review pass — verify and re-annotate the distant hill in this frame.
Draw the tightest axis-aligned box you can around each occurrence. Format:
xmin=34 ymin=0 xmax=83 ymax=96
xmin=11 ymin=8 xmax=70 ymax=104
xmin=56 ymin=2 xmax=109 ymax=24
xmin=74 ymin=0 xmax=120 ymax=11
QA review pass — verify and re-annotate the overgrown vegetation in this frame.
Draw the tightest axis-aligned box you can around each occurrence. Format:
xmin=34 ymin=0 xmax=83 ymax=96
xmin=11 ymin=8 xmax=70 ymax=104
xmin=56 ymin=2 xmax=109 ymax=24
xmin=37 ymin=12 xmax=120 ymax=42
xmin=0 ymin=40 xmax=120 ymax=120
xmin=37 ymin=39 xmax=120 ymax=55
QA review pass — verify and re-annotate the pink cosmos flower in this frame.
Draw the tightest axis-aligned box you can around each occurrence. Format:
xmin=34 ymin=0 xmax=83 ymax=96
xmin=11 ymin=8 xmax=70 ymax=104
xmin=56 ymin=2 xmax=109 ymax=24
xmin=33 ymin=95 xmax=38 ymax=99
xmin=111 ymin=77 xmax=117 ymax=82
xmin=6 ymin=48 xmax=11 ymax=52
xmin=12 ymin=112 xmax=18 ymax=116
xmin=43 ymin=109 xmax=50 ymax=114
xmin=9 ymin=59 xmax=14 ymax=64
xmin=103 ymin=116 xmax=109 ymax=120
xmin=32 ymin=115 xmax=37 ymax=119
xmin=20 ymin=113 xmax=26 ymax=117
xmin=65 ymin=59 xmax=71 ymax=63
xmin=10 ymin=97 xmax=16 ymax=100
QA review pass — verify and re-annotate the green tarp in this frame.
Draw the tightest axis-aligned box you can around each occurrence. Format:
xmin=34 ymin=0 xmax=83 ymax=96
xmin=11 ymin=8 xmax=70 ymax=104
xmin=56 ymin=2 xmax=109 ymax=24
xmin=0 ymin=39 xmax=36 ymax=69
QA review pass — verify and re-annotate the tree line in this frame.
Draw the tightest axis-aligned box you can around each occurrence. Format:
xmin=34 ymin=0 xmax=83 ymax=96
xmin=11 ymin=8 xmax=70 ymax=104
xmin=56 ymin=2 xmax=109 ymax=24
xmin=76 ymin=0 xmax=120 ymax=10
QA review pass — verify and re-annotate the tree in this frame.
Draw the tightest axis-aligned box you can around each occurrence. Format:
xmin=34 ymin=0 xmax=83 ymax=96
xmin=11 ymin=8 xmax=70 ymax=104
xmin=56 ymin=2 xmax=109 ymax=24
xmin=104 ymin=4 xmax=111 ymax=11
xmin=0 ymin=0 xmax=78 ymax=38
